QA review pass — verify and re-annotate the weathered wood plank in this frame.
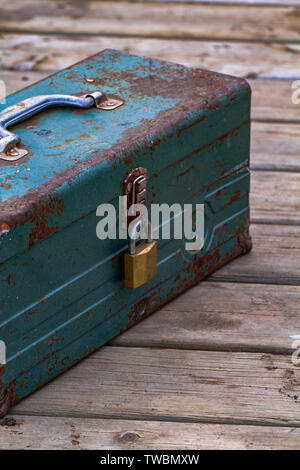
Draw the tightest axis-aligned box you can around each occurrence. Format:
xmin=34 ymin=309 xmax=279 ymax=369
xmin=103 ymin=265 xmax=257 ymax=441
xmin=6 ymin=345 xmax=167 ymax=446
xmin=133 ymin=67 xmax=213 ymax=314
xmin=250 ymin=82 xmax=300 ymax=123
xmin=0 ymin=1 xmax=299 ymax=42
xmin=0 ymin=70 xmax=46 ymax=97
xmin=1 ymin=415 xmax=300 ymax=450
xmin=251 ymin=123 xmax=300 ymax=171
xmin=1 ymin=35 xmax=300 ymax=122
xmin=250 ymin=172 xmax=300 ymax=225
xmin=119 ymin=1 xmax=300 ymax=5
xmin=95 ymin=1 xmax=300 ymax=5
xmin=2 ymin=35 xmax=299 ymax=123
xmin=112 ymin=283 xmax=300 ymax=353
xmin=12 ymin=347 xmax=300 ymax=426
xmin=1 ymin=34 xmax=300 ymax=80
xmin=210 ymin=224 xmax=300 ymax=284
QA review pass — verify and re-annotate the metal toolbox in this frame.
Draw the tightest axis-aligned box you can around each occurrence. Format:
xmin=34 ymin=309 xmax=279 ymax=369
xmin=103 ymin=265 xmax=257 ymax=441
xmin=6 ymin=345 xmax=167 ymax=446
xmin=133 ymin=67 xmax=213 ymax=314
xmin=0 ymin=49 xmax=252 ymax=415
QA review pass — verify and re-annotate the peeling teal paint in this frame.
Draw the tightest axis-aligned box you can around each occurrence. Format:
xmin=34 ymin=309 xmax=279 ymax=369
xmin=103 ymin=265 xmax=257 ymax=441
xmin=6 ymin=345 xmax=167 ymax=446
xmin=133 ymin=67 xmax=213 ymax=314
xmin=0 ymin=50 xmax=251 ymax=415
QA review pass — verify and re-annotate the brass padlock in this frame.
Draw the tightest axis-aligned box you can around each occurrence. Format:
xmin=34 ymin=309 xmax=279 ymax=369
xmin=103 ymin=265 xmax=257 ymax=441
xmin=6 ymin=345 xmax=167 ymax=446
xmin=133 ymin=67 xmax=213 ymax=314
xmin=124 ymin=219 xmax=157 ymax=289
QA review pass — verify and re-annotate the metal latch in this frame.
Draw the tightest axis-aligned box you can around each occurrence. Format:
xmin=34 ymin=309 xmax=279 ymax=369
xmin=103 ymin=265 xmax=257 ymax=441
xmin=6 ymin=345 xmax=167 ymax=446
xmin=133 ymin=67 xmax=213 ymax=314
xmin=123 ymin=167 xmax=148 ymax=220
xmin=123 ymin=167 xmax=157 ymax=288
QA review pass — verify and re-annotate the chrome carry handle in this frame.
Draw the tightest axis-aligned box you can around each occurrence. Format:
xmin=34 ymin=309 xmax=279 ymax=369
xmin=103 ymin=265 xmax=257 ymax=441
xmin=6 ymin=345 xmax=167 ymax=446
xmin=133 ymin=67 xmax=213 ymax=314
xmin=0 ymin=91 xmax=124 ymax=161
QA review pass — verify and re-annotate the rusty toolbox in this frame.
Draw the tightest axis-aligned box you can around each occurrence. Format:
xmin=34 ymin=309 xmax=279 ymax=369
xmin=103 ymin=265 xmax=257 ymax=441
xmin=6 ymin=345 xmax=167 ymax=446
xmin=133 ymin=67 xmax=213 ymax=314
xmin=0 ymin=49 xmax=251 ymax=415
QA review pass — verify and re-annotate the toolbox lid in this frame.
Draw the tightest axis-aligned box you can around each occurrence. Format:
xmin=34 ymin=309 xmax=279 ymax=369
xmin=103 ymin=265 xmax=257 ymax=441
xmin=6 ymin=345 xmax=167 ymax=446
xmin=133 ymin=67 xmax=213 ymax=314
xmin=0 ymin=49 xmax=250 ymax=263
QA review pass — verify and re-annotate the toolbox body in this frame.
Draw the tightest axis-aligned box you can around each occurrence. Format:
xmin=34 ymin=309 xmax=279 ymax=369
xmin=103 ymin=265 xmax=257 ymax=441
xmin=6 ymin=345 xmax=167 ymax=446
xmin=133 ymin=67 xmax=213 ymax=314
xmin=0 ymin=50 xmax=251 ymax=414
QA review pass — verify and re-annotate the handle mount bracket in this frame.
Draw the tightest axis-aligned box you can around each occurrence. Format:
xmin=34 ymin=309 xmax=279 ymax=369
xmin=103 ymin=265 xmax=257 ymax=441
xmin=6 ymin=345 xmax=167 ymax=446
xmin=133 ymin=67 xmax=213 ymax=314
xmin=0 ymin=91 xmax=124 ymax=161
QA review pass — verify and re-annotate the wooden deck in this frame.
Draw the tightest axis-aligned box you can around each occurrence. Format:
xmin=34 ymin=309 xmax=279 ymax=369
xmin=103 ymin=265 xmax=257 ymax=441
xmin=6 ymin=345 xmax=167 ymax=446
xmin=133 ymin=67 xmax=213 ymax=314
xmin=0 ymin=0 xmax=300 ymax=450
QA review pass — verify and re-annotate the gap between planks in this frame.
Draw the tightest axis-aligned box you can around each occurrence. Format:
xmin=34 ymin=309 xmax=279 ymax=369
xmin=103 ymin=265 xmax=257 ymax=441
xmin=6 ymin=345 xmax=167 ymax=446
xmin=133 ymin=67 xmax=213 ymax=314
xmin=83 ymin=1 xmax=300 ymax=6
xmin=3 ymin=29 xmax=300 ymax=45
xmin=209 ymin=224 xmax=300 ymax=285
xmin=111 ymin=281 xmax=300 ymax=354
xmin=9 ymin=407 xmax=299 ymax=428
xmin=1 ymin=1 xmax=300 ymax=43
xmin=10 ymin=346 xmax=300 ymax=428
xmin=250 ymin=171 xmax=300 ymax=225
xmin=2 ymin=415 xmax=300 ymax=450
xmin=1 ymin=34 xmax=300 ymax=81
xmin=1 ymin=35 xmax=300 ymax=126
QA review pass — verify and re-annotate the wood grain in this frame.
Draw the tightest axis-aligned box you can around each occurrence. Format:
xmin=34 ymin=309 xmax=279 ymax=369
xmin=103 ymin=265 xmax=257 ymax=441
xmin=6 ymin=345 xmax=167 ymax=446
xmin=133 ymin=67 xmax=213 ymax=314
xmin=250 ymin=172 xmax=300 ymax=225
xmin=1 ymin=0 xmax=299 ymax=450
xmin=1 ymin=35 xmax=300 ymax=125
xmin=1 ymin=34 xmax=300 ymax=80
xmin=251 ymin=123 xmax=300 ymax=171
xmin=12 ymin=347 xmax=300 ymax=427
xmin=211 ymin=223 xmax=300 ymax=285
xmin=251 ymin=82 xmax=300 ymax=123
xmin=105 ymin=1 xmax=300 ymax=5
xmin=94 ymin=1 xmax=300 ymax=5
xmin=0 ymin=70 xmax=46 ymax=96
xmin=1 ymin=415 xmax=300 ymax=450
xmin=0 ymin=1 xmax=299 ymax=42
xmin=112 ymin=282 xmax=300 ymax=353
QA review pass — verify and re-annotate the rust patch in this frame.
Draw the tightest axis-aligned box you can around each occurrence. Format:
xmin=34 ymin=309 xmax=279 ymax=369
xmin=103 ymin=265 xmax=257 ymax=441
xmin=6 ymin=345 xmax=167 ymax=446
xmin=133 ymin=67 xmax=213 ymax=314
xmin=222 ymin=189 xmax=243 ymax=209
xmin=238 ymin=233 xmax=253 ymax=254
xmin=0 ymin=144 xmax=32 ymax=168
xmin=44 ymin=336 xmax=58 ymax=346
xmin=0 ymin=223 xmax=10 ymax=236
xmin=0 ymin=381 xmax=16 ymax=419
xmin=50 ymin=133 xmax=91 ymax=149
xmin=7 ymin=273 xmax=15 ymax=286
xmin=123 ymin=166 xmax=147 ymax=195
xmin=178 ymin=165 xmax=195 ymax=178
xmin=0 ymin=49 xmax=250 ymax=254
xmin=0 ymin=183 xmax=11 ymax=190
xmin=228 ymin=189 xmax=241 ymax=205
xmin=126 ymin=296 xmax=153 ymax=329
xmin=26 ymin=194 xmax=65 ymax=248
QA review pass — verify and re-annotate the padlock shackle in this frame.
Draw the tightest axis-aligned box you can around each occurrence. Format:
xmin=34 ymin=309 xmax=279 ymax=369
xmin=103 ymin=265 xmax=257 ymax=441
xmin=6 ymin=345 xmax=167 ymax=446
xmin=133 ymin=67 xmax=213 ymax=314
xmin=129 ymin=219 xmax=153 ymax=255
